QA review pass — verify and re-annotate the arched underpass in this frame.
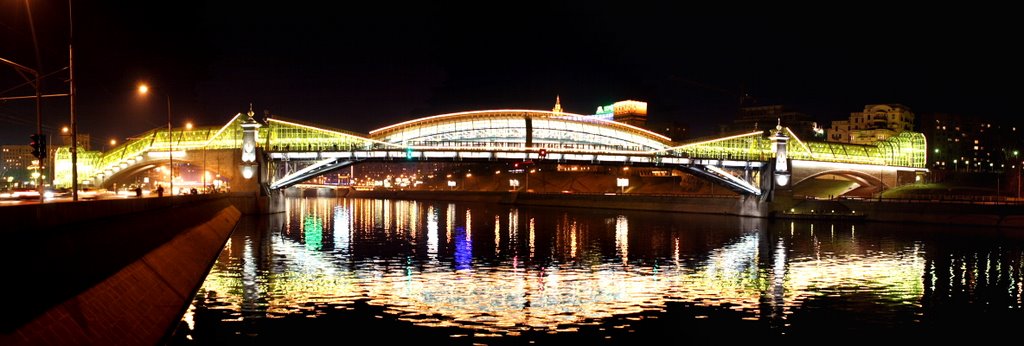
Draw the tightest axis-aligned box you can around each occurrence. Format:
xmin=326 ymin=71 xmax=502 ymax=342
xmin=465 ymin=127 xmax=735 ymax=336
xmin=792 ymin=170 xmax=887 ymax=198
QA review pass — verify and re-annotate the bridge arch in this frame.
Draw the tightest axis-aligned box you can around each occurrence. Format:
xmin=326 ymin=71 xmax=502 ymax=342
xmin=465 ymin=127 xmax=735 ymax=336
xmin=793 ymin=169 xmax=887 ymax=189
xmin=93 ymin=149 xmax=239 ymax=188
xmin=369 ymin=110 xmax=672 ymax=151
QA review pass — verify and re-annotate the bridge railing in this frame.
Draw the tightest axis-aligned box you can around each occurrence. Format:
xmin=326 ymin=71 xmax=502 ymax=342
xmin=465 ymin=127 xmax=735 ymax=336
xmin=664 ymin=149 xmax=769 ymax=162
xmin=807 ymin=194 xmax=1024 ymax=205
xmin=386 ymin=140 xmax=657 ymax=153
xmin=265 ymin=142 xmax=393 ymax=152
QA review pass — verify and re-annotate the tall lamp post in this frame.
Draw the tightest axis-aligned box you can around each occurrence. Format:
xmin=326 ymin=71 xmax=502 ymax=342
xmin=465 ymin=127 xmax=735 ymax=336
xmin=68 ymin=0 xmax=79 ymax=201
xmin=186 ymin=121 xmax=207 ymax=193
xmin=138 ymin=84 xmax=173 ymax=196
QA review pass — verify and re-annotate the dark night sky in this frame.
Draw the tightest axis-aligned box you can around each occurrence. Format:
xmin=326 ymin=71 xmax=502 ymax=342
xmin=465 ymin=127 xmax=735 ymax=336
xmin=1 ymin=2 xmax=1021 ymax=148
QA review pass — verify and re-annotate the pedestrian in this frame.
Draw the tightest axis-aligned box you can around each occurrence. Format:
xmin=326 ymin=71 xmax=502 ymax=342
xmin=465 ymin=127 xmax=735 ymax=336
xmin=135 ymin=186 xmax=142 ymax=197
xmin=156 ymin=185 xmax=164 ymax=197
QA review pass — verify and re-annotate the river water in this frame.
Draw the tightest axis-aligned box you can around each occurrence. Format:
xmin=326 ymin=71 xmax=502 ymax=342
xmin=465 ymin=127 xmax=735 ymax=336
xmin=171 ymin=197 xmax=1023 ymax=343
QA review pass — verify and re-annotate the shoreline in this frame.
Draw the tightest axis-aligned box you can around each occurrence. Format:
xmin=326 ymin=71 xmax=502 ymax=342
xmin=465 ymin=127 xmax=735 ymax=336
xmin=296 ymin=189 xmax=1024 ymax=229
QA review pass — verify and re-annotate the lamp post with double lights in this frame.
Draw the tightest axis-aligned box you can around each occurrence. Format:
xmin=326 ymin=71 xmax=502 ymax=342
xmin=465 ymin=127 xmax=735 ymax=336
xmin=137 ymin=83 xmax=174 ymax=196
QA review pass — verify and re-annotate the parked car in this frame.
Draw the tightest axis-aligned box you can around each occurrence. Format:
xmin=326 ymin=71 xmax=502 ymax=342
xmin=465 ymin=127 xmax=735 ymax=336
xmin=78 ymin=188 xmax=101 ymax=200
xmin=12 ymin=188 xmax=40 ymax=200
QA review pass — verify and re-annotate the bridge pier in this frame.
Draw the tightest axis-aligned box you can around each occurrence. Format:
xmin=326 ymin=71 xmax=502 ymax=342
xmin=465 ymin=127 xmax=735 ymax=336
xmin=262 ymin=188 xmax=287 ymax=214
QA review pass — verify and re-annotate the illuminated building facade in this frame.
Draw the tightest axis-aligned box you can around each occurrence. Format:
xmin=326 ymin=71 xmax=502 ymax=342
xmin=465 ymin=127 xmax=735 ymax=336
xmin=592 ymin=100 xmax=648 ymax=127
xmin=611 ymin=100 xmax=647 ymax=127
xmin=1 ymin=145 xmax=34 ymax=172
xmin=828 ymin=104 xmax=915 ymax=145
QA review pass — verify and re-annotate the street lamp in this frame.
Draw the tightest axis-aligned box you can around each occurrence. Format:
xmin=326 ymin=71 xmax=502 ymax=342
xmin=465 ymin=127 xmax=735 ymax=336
xmin=185 ymin=121 xmax=207 ymax=193
xmin=185 ymin=121 xmax=207 ymax=192
xmin=137 ymin=83 xmax=173 ymax=196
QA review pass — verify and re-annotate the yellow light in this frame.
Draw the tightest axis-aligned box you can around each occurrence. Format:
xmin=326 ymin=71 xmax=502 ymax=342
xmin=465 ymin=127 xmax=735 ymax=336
xmin=110 ymin=139 xmax=117 ymax=146
xmin=61 ymin=126 xmax=69 ymax=134
xmin=137 ymin=84 xmax=149 ymax=95
xmin=185 ymin=122 xmax=193 ymax=130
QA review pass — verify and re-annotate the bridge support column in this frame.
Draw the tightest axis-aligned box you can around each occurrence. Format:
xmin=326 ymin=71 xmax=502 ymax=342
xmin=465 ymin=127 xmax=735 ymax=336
xmin=768 ymin=122 xmax=793 ymax=202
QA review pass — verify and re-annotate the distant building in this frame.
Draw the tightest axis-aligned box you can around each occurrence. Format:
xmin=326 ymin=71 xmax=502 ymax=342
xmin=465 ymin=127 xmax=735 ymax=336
xmin=647 ymin=121 xmax=689 ymax=142
xmin=723 ymin=104 xmax=820 ymax=140
xmin=593 ymin=100 xmax=648 ymax=128
xmin=613 ymin=100 xmax=648 ymax=127
xmin=552 ymin=95 xmax=564 ymax=114
xmin=919 ymin=113 xmax=1022 ymax=173
xmin=828 ymin=104 xmax=914 ymax=145
xmin=60 ymin=132 xmax=90 ymax=151
xmin=1 ymin=145 xmax=35 ymax=174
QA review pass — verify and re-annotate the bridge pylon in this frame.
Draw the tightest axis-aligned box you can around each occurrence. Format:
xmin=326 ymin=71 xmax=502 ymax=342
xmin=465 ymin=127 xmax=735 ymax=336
xmin=767 ymin=121 xmax=793 ymax=201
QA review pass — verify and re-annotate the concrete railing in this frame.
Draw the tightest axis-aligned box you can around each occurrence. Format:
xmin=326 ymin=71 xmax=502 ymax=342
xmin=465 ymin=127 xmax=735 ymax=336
xmin=0 ymin=192 xmax=260 ymax=232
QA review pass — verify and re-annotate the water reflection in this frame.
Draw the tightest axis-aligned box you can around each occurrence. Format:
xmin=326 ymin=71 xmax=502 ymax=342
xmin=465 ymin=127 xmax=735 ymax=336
xmin=177 ymin=198 xmax=1024 ymax=343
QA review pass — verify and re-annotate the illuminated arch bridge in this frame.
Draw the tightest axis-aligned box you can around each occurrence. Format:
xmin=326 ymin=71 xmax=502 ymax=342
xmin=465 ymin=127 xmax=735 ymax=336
xmin=53 ymin=109 xmax=927 ymax=196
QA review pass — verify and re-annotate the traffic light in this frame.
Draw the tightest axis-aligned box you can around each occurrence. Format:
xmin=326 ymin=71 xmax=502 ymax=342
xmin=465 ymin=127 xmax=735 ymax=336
xmin=539 ymin=149 xmax=547 ymax=158
xmin=30 ymin=134 xmax=47 ymax=159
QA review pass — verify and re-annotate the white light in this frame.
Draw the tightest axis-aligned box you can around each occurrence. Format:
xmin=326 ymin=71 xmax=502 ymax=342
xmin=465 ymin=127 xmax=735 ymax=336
xmin=776 ymin=174 xmax=790 ymax=186
xmin=447 ymin=180 xmax=456 ymax=187
xmin=241 ymin=165 xmax=255 ymax=179
xmin=616 ymin=178 xmax=629 ymax=187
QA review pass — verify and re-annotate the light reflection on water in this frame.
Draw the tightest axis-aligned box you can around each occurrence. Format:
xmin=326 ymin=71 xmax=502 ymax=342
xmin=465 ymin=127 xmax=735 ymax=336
xmin=176 ymin=198 xmax=1024 ymax=343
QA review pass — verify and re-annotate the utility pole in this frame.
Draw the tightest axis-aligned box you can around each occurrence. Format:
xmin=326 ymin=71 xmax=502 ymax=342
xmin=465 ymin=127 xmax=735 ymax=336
xmin=69 ymin=0 xmax=79 ymax=201
xmin=203 ymin=129 xmax=208 ymax=193
xmin=26 ymin=0 xmax=45 ymax=202
xmin=168 ymin=95 xmax=173 ymax=195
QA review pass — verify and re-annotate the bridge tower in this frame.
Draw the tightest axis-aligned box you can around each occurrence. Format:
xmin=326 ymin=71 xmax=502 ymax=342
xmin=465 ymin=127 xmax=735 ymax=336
xmin=240 ymin=106 xmax=261 ymax=181
xmin=769 ymin=120 xmax=792 ymax=189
